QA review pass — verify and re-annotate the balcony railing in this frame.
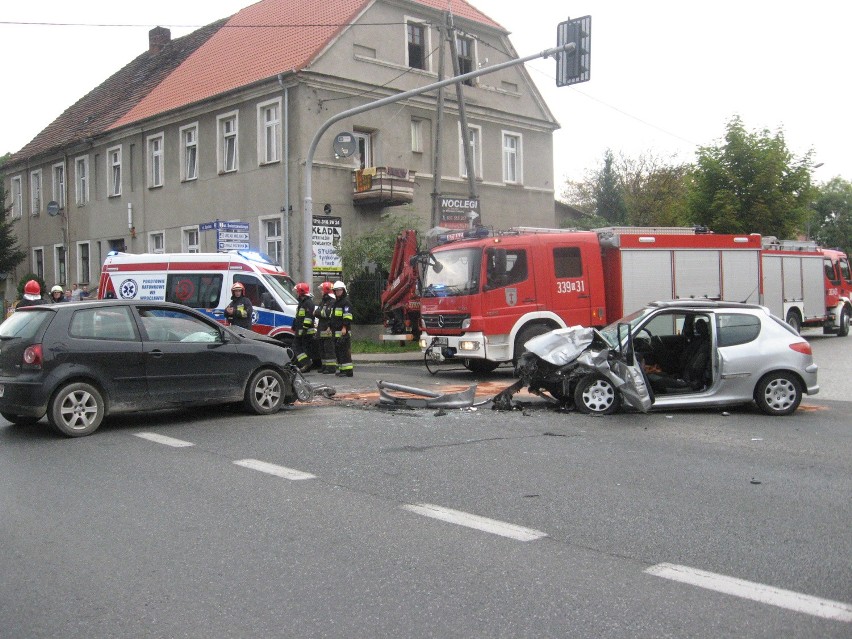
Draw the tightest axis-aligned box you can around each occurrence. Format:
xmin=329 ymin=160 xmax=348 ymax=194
xmin=352 ymin=167 xmax=416 ymax=207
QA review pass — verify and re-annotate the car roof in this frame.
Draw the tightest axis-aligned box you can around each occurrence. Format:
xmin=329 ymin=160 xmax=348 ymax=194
xmin=648 ymin=300 xmax=765 ymax=312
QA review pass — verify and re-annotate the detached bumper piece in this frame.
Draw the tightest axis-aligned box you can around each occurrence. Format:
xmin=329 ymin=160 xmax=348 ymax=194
xmin=377 ymin=380 xmax=477 ymax=409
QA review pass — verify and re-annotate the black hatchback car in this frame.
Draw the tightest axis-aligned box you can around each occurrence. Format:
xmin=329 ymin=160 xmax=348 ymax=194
xmin=0 ymin=300 xmax=299 ymax=436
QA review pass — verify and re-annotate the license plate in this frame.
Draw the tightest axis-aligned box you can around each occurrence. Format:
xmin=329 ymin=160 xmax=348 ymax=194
xmin=432 ymin=337 xmax=448 ymax=346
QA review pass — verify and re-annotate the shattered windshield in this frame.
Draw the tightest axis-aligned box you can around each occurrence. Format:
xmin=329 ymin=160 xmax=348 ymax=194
xmin=598 ymin=307 xmax=654 ymax=348
xmin=421 ymin=248 xmax=482 ymax=297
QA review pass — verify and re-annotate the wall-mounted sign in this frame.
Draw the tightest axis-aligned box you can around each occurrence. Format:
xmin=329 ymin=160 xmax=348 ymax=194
xmin=333 ymin=132 xmax=356 ymax=159
xmin=439 ymin=196 xmax=480 ymax=230
xmin=312 ymin=215 xmax=343 ymax=275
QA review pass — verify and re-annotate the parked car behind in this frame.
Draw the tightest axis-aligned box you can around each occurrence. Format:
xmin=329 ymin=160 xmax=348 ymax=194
xmin=0 ymin=300 xmax=300 ymax=436
xmin=512 ymin=300 xmax=819 ymax=416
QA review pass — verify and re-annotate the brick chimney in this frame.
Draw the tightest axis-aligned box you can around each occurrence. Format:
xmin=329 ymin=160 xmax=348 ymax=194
xmin=149 ymin=26 xmax=171 ymax=54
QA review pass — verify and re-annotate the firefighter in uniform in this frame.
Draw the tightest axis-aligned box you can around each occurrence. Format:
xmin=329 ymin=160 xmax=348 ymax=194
xmin=314 ymin=281 xmax=337 ymax=374
xmin=17 ymin=280 xmax=50 ymax=308
xmin=292 ymin=282 xmax=317 ymax=372
xmin=224 ymin=282 xmax=253 ymax=330
xmin=330 ymin=281 xmax=354 ymax=377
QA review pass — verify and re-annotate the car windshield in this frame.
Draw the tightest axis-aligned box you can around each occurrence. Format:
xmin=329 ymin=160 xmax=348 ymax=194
xmin=0 ymin=308 xmax=53 ymax=339
xmin=421 ymin=247 xmax=481 ymax=297
xmin=598 ymin=307 xmax=656 ymax=348
xmin=263 ymin=274 xmax=298 ymax=305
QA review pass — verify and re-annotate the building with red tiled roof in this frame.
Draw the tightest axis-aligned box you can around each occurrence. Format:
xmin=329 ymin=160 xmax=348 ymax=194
xmin=3 ymin=0 xmax=559 ymax=302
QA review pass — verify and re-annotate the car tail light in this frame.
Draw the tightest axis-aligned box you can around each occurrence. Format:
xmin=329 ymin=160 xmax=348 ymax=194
xmin=23 ymin=344 xmax=43 ymax=368
xmin=789 ymin=341 xmax=812 ymax=355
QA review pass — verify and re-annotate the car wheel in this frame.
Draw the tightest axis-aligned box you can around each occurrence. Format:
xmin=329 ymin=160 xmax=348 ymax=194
xmin=1 ymin=412 xmax=42 ymax=426
xmin=463 ymin=358 xmax=500 ymax=374
xmin=754 ymin=372 xmax=802 ymax=416
xmin=837 ymin=308 xmax=850 ymax=337
xmin=785 ymin=310 xmax=802 ymax=334
xmin=244 ymin=368 xmax=285 ymax=414
xmin=48 ymin=382 xmax=105 ymax=437
xmin=574 ymin=374 xmax=621 ymax=415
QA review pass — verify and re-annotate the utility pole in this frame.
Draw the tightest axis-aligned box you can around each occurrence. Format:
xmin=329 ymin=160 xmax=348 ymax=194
xmin=430 ymin=21 xmax=447 ymax=229
xmin=448 ymin=13 xmax=477 ymax=200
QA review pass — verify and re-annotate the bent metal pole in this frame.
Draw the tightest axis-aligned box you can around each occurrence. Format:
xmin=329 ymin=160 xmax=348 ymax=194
xmin=301 ymin=42 xmax=575 ymax=283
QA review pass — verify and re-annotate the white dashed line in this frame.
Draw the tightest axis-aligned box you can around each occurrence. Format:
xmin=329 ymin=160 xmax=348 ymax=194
xmin=233 ymin=459 xmax=316 ymax=481
xmin=645 ymin=563 xmax=852 ymax=623
xmin=134 ymin=432 xmax=194 ymax=448
xmin=402 ymin=503 xmax=547 ymax=541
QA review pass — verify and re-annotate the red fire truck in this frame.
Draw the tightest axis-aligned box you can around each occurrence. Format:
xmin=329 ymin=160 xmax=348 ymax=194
xmin=416 ymin=226 xmax=850 ymax=372
xmin=379 ymin=230 xmax=422 ymax=342
xmin=761 ymin=238 xmax=851 ymax=336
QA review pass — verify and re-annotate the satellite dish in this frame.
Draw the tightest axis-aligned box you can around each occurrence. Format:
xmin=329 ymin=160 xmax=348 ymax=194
xmin=47 ymin=201 xmax=61 ymax=217
xmin=333 ymin=132 xmax=356 ymax=158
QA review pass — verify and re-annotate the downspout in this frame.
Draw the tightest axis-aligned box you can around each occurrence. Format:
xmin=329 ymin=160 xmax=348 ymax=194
xmin=279 ymin=74 xmax=291 ymax=272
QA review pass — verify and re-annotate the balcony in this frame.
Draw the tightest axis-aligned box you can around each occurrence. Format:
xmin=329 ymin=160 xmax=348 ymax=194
xmin=352 ymin=167 xmax=416 ymax=207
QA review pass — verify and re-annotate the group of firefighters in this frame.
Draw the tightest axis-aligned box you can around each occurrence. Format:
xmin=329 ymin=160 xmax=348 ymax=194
xmin=224 ymin=279 xmax=354 ymax=378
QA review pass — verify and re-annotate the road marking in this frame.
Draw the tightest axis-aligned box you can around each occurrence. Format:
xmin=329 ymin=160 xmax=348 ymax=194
xmin=134 ymin=432 xmax=194 ymax=448
xmin=233 ymin=459 xmax=316 ymax=481
xmin=401 ymin=503 xmax=547 ymax=542
xmin=645 ymin=563 xmax=852 ymax=623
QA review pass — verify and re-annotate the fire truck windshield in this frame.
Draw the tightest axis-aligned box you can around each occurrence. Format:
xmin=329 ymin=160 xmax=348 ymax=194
xmin=422 ymin=247 xmax=481 ymax=297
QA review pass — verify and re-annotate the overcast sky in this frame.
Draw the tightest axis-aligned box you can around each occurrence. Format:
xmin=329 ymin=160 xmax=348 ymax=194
xmin=2 ymin=0 xmax=848 ymax=191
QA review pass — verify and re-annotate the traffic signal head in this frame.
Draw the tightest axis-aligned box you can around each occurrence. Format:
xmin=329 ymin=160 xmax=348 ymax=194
xmin=557 ymin=15 xmax=591 ymax=87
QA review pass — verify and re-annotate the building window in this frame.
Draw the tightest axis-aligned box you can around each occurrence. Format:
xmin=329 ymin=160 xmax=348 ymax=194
xmin=354 ymin=130 xmax=372 ymax=170
xmin=406 ymin=21 xmax=427 ymax=70
xmin=30 ymin=170 xmax=42 ymax=215
xmin=75 ymin=156 xmax=89 ymax=205
xmin=77 ymin=241 xmax=91 ymax=284
xmin=180 ymin=123 xmax=198 ymax=181
xmin=217 ymin=112 xmax=239 ymax=173
xmin=182 ymin=227 xmax=200 ymax=253
xmin=33 ymin=247 xmax=44 ymax=279
xmin=411 ymin=119 xmax=424 ymax=153
xmin=53 ymin=162 xmax=66 ymax=209
xmin=456 ymin=35 xmax=475 ymax=86
xmin=11 ymin=176 xmax=23 ymax=217
xmin=149 ymin=232 xmax=165 ymax=254
xmin=54 ymin=244 xmax=67 ymax=286
xmin=502 ymin=132 xmax=522 ymax=184
xmin=458 ymin=124 xmax=482 ymax=179
xmin=258 ymin=100 xmax=281 ymax=164
xmin=262 ymin=217 xmax=283 ymax=264
xmin=107 ymin=146 xmax=122 ymax=197
xmin=147 ymin=133 xmax=164 ymax=188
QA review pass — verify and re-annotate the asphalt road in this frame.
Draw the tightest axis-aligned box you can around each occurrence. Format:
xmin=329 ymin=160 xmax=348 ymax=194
xmin=1 ymin=329 xmax=850 ymax=638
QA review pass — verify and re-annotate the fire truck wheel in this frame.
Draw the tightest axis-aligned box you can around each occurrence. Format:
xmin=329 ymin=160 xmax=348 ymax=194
xmin=837 ymin=308 xmax=850 ymax=337
xmin=785 ymin=310 xmax=802 ymax=334
xmin=754 ymin=371 xmax=802 ymax=416
xmin=463 ymin=358 xmax=500 ymax=374
xmin=513 ymin=324 xmax=553 ymax=366
xmin=574 ymin=374 xmax=621 ymax=415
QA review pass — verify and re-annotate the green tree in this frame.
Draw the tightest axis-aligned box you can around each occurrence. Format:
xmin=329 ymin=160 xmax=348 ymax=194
xmin=688 ymin=116 xmax=814 ymax=237
xmin=810 ymin=177 xmax=852 ymax=255
xmin=0 ymin=154 xmax=27 ymax=278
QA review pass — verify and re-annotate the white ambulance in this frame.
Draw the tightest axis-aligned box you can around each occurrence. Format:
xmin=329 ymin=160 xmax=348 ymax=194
xmin=98 ymin=251 xmax=299 ymax=342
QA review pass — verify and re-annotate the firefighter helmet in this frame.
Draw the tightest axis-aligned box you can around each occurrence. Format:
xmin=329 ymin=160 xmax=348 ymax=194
xmin=295 ymin=282 xmax=311 ymax=296
xmin=51 ymin=285 xmax=64 ymax=294
xmin=332 ymin=280 xmax=346 ymax=292
xmin=231 ymin=282 xmax=245 ymax=293
xmin=24 ymin=280 xmax=41 ymax=296
xmin=320 ymin=281 xmax=333 ymax=294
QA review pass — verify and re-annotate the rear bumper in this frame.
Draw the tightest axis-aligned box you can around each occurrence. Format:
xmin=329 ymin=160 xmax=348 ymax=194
xmin=0 ymin=378 xmax=50 ymax=417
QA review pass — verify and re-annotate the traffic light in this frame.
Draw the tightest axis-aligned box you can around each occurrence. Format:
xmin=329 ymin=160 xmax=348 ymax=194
xmin=556 ymin=15 xmax=591 ymax=87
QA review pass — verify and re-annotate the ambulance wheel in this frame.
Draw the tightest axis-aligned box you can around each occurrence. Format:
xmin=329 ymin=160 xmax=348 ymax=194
xmin=574 ymin=374 xmax=621 ymax=415
xmin=245 ymin=368 xmax=285 ymax=414
xmin=463 ymin=358 xmax=499 ymax=374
